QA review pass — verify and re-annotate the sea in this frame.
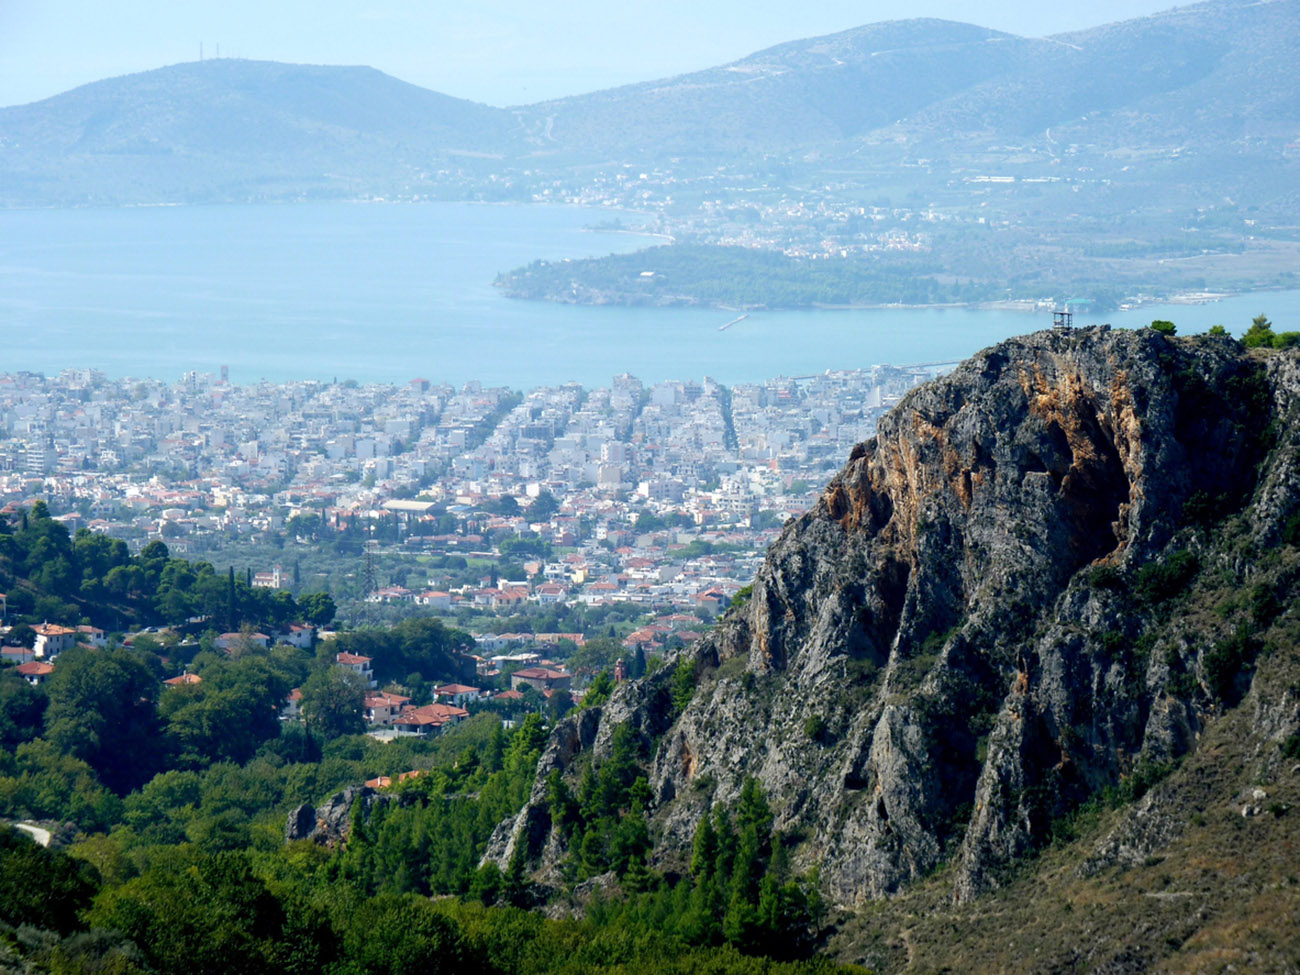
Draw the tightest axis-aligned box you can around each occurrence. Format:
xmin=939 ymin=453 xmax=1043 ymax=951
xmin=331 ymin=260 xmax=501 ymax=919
xmin=2 ymin=201 xmax=1297 ymax=389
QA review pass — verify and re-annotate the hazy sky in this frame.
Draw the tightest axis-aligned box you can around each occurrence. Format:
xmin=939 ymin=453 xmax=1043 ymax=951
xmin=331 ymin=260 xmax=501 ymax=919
xmin=1 ymin=0 xmax=1185 ymax=108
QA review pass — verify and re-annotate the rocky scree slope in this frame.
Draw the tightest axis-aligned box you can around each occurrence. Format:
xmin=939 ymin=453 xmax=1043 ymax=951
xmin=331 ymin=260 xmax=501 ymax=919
xmin=487 ymin=326 xmax=1300 ymax=909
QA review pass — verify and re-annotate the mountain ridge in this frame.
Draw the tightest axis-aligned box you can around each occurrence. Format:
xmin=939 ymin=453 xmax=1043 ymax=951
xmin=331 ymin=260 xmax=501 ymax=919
xmin=1 ymin=0 xmax=1295 ymax=205
xmin=481 ymin=325 xmax=1300 ymax=968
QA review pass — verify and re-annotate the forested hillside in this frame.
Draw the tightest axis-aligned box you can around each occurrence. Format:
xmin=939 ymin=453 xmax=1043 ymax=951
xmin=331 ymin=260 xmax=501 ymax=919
xmin=0 ymin=501 xmax=850 ymax=974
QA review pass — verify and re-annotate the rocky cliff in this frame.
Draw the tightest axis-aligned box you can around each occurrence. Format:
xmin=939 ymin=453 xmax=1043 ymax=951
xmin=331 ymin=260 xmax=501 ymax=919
xmin=487 ymin=326 xmax=1300 ymax=913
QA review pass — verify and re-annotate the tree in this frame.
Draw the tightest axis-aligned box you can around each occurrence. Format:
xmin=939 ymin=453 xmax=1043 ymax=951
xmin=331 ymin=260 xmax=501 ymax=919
xmin=484 ymin=495 xmax=520 ymax=517
xmin=298 ymin=591 xmax=336 ymax=627
xmin=672 ymin=658 xmax=697 ymax=712
xmin=498 ymin=534 xmax=551 ymax=560
xmin=285 ymin=512 xmax=323 ymax=541
xmin=342 ymin=893 xmax=470 ymax=974
xmin=547 ymin=689 xmax=575 ymax=720
xmin=161 ymin=657 xmax=291 ymax=767
xmin=226 ymin=567 xmax=237 ymax=630
xmin=1149 ymin=319 xmax=1176 ymax=336
xmin=44 ymin=647 xmax=162 ymax=793
xmin=87 ymin=851 xmax=296 ymax=975
xmin=300 ymin=666 xmax=367 ymax=740
xmin=567 ymin=636 xmax=623 ymax=674
xmin=528 ymin=490 xmax=560 ymax=521
xmin=0 ymin=670 xmax=46 ymax=749
xmin=330 ymin=616 xmax=471 ymax=686
xmin=580 ymin=671 xmax=613 ymax=710
xmin=1243 ymin=314 xmax=1275 ymax=348
xmin=0 ymin=826 xmax=100 ymax=934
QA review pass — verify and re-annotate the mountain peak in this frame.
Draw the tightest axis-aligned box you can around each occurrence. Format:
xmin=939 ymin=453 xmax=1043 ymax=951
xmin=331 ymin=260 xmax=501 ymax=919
xmin=489 ymin=326 xmax=1299 ymax=914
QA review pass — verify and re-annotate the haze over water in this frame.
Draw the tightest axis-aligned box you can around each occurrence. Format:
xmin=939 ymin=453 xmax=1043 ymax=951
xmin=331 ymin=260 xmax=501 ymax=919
xmin=2 ymin=202 xmax=1296 ymax=388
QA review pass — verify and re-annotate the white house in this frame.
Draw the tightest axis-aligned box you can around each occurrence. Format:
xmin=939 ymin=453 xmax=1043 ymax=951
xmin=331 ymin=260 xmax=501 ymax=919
xmin=32 ymin=623 xmax=77 ymax=660
xmin=336 ymin=652 xmax=377 ymax=688
xmin=433 ymin=683 xmax=482 ymax=706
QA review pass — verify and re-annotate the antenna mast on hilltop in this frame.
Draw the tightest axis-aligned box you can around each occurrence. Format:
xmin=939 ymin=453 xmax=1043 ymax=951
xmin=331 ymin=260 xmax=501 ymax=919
xmin=1053 ymin=308 xmax=1073 ymax=330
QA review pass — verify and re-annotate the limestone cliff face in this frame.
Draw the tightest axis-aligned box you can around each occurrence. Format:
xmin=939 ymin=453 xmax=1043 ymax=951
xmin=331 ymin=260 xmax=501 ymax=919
xmin=487 ymin=327 xmax=1298 ymax=906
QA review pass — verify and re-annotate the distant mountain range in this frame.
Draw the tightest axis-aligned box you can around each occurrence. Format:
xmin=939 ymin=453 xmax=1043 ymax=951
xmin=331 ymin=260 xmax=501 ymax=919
xmin=1 ymin=0 xmax=1296 ymax=206
xmin=0 ymin=60 xmax=519 ymax=204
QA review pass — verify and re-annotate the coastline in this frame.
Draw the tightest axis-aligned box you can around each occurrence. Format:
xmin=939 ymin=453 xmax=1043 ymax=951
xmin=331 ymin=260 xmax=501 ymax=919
xmin=502 ymin=288 xmax=1263 ymax=316
xmin=583 ymin=227 xmax=676 ymax=243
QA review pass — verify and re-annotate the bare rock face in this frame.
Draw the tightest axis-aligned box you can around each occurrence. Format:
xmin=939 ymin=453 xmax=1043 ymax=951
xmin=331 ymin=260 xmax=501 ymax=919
xmin=286 ymin=785 xmax=386 ymax=846
xmin=492 ymin=327 xmax=1299 ymax=907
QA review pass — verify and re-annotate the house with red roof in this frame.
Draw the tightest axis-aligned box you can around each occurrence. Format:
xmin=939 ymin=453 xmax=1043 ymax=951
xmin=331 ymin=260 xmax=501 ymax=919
xmin=215 ymin=631 xmax=270 ymax=653
xmin=281 ymin=688 xmax=303 ymax=721
xmin=364 ymin=690 xmax=411 ymax=726
xmin=365 ymin=769 xmax=423 ymax=789
xmin=433 ymin=683 xmax=481 ymax=706
xmin=391 ymin=702 xmax=469 ymax=737
xmin=336 ymin=652 xmax=377 ymax=688
xmin=32 ymin=623 xmax=77 ymax=660
xmin=280 ymin=623 xmax=315 ymax=650
xmin=1 ymin=646 xmax=35 ymax=667
xmin=510 ymin=667 xmax=572 ymax=693
xmin=76 ymin=625 xmax=107 ymax=647
xmin=17 ymin=661 xmax=54 ymax=686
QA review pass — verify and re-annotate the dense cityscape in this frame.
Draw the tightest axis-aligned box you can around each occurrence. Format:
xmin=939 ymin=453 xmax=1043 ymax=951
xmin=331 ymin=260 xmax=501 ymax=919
xmin=0 ymin=362 xmax=943 ymax=628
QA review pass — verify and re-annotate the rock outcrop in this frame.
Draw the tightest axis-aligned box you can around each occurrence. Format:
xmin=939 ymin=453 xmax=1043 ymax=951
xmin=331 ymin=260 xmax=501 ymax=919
xmin=286 ymin=785 xmax=391 ymax=846
xmin=490 ymin=327 xmax=1300 ymax=907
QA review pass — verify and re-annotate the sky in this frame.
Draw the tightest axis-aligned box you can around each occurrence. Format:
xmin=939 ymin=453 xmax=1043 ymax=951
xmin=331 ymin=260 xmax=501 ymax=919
xmin=1 ymin=0 xmax=1187 ymax=109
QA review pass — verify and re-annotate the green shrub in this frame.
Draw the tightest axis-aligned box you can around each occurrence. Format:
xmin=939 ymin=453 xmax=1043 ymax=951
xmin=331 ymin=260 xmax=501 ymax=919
xmin=1202 ymin=624 xmax=1258 ymax=702
xmin=1119 ymin=758 xmax=1177 ymax=804
xmin=1135 ymin=550 xmax=1198 ymax=603
xmin=1149 ymin=320 xmax=1177 ymax=336
xmin=671 ymin=660 xmax=697 ymax=713
xmin=1089 ymin=565 xmax=1124 ymax=590
xmin=1182 ymin=490 xmax=1230 ymax=526
xmin=1280 ymin=734 xmax=1300 ymax=760
xmin=1098 ymin=630 xmax=1126 ymax=654
xmin=803 ymin=716 xmax=826 ymax=742
xmin=1282 ymin=512 xmax=1300 ymax=547
xmin=1249 ymin=582 xmax=1281 ymax=627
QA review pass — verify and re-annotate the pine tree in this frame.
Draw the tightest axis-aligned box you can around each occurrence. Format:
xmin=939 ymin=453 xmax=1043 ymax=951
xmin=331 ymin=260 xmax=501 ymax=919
xmin=503 ymin=838 xmax=530 ymax=907
xmin=690 ymin=811 xmax=718 ymax=880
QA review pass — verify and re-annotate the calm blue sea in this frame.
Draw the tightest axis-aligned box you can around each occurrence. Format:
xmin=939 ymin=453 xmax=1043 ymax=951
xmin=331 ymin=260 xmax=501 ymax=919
xmin=1 ymin=202 xmax=1297 ymax=387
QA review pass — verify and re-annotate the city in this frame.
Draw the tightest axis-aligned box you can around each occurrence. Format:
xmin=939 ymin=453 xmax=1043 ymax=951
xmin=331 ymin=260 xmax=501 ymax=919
xmin=0 ymin=362 xmax=944 ymax=632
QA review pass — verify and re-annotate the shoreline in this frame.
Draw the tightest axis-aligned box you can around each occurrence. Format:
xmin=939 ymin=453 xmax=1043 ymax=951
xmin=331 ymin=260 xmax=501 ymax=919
xmin=502 ymin=288 xmax=1258 ymax=316
xmin=582 ymin=227 xmax=676 ymax=243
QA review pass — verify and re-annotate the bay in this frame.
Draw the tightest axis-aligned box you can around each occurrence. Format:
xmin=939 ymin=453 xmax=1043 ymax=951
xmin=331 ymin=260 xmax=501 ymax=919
xmin=1 ymin=202 xmax=1296 ymax=388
